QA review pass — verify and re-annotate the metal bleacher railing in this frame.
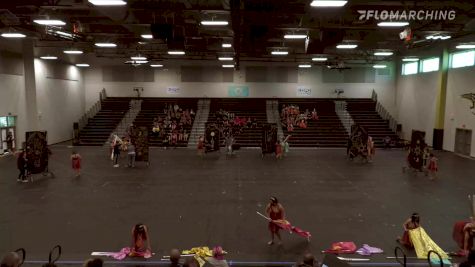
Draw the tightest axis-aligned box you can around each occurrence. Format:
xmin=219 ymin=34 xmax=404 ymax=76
xmin=372 ymin=90 xmax=398 ymax=133
xmin=78 ymin=88 xmax=107 ymax=132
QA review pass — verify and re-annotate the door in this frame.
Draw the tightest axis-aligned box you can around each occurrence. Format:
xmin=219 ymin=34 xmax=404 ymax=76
xmin=455 ymin=128 xmax=472 ymax=156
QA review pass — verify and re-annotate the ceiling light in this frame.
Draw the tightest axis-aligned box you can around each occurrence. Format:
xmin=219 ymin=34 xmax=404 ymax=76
xmin=1 ymin=33 xmax=26 ymax=38
xmin=222 ymin=65 xmax=234 ymax=68
xmin=377 ymin=22 xmax=409 ymax=27
xmin=55 ymin=31 xmax=74 ymax=38
xmin=64 ymin=50 xmax=83 ymax=54
xmin=373 ymin=64 xmax=387 ymax=69
xmin=299 ymin=64 xmax=312 ymax=68
xmin=95 ymin=43 xmax=117 ymax=47
xmin=284 ymin=34 xmax=308 ymax=39
xmin=150 ymin=64 xmax=163 ymax=67
xmin=312 ymin=57 xmax=328 ymax=61
xmin=141 ymin=34 xmax=153 ymax=39
xmin=76 ymin=64 xmax=90 ymax=67
xmin=402 ymin=58 xmax=419 ymax=62
xmin=201 ymin=21 xmax=228 ymax=26
xmin=40 ymin=56 xmax=58 ymax=60
xmin=440 ymin=35 xmax=451 ymax=40
xmin=310 ymin=0 xmax=347 ymax=7
xmin=168 ymin=51 xmax=185 ymax=55
xmin=271 ymin=51 xmax=289 ymax=55
xmin=374 ymin=52 xmax=393 ymax=56
xmin=336 ymin=44 xmax=357 ymax=49
xmin=88 ymin=0 xmax=127 ymax=6
xmin=456 ymin=44 xmax=475 ymax=49
xmin=218 ymin=57 xmax=233 ymax=61
xmin=135 ymin=60 xmax=148 ymax=64
xmin=426 ymin=35 xmax=451 ymax=40
xmin=33 ymin=19 xmax=66 ymax=26
xmin=222 ymin=43 xmax=232 ymax=48
xmin=131 ymin=56 xmax=147 ymax=60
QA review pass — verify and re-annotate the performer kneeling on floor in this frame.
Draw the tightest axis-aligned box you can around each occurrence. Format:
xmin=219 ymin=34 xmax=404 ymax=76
xmin=397 ymin=213 xmax=420 ymax=248
xmin=130 ymin=223 xmax=152 ymax=258
xmin=453 ymin=217 xmax=475 ymax=256
xmin=266 ymin=196 xmax=285 ymax=245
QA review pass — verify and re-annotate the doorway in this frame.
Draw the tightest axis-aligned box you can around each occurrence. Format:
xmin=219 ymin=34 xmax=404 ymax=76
xmin=0 ymin=116 xmax=17 ymax=153
xmin=454 ymin=128 xmax=472 ymax=156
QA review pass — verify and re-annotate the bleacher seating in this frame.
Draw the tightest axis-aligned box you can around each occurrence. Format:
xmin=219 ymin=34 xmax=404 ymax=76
xmin=345 ymin=99 xmax=398 ymax=147
xmin=133 ymin=98 xmax=197 ymax=147
xmin=208 ymin=99 xmax=267 ymax=147
xmin=78 ymin=97 xmax=130 ymax=146
xmin=279 ymin=99 xmax=348 ymax=147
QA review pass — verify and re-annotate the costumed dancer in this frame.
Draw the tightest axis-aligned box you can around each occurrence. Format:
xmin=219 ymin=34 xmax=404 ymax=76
xmin=266 ymin=196 xmax=285 ymax=245
xmin=453 ymin=218 xmax=475 ymax=256
xmin=197 ymin=136 xmax=205 ymax=157
xmin=71 ymin=151 xmax=82 ymax=177
xmin=130 ymin=224 xmax=152 ymax=258
xmin=426 ymin=153 xmax=438 ymax=180
xmin=397 ymin=213 xmax=420 ymax=248
xmin=275 ymin=139 xmax=283 ymax=159
xmin=367 ymin=136 xmax=375 ymax=162
xmin=282 ymin=135 xmax=291 ymax=157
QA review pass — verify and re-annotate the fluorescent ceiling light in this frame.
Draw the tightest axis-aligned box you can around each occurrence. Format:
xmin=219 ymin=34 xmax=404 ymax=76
xmin=377 ymin=21 xmax=409 ymax=27
xmin=284 ymin=34 xmax=308 ymax=39
xmin=201 ymin=20 xmax=228 ymax=26
xmin=312 ymin=57 xmax=328 ymax=61
xmin=374 ymin=52 xmax=393 ymax=56
xmin=336 ymin=44 xmax=357 ymax=49
xmin=456 ymin=44 xmax=475 ymax=49
xmin=218 ymin=57 xmax=233 ymax=61
xmin=34 ymin=19 xmax=66 ymax=26
xmin=95 ymin=43 xmax=117 ymax=47
xmin=131 ymin=56 xmax=147 ymax=60
xmin=426 ymin=35 xmax=451 ymax=40
xmin=222 ymin=65 xmax=234 ymax=68
xmin=271 ymin=51 xmax=289 ymax=55
xmin=299 ymin=64 xmax=312 ymax=68
xmin=76 ymin=64 xmax=90 ymax=67
xmin=222 ymin=43 xmax=232 ymax=48
xmin=440 ymin=36 xmax=451 ymax=40
xmin=88 ymin=0 xmax=127 ymax=6
xmin=40 ymin=56 xmax=58 ymax=60
xmin=141 ymin=34 xmax=153 ymax=39
xmin=311 ymin=0 xmax=348 ymax=7
xmin=373 ymin=64 xmax=387 ymax=69
xmin=1 ymin=33 xmax=26 ymax=38
xmin=168 ymin=51 xmax=185 ymax=55
xmin=63 ymin=50 xmax=83 ymax=54
xmin=135 ymin=60 xmax=148 ymax=64
xmin=150 ymin=64 xmax=163 ymax=67
xmin=55 ymin=31 xmax=73 ymax=38
xmin=402 ymin=58 xmax=419 ymax=62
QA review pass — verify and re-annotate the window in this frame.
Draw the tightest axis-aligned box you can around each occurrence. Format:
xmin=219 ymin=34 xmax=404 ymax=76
xmin=402 ymin=62 xmax=418 ymax=75
xmin=7 ymin=116 xmax=15 ymax=127
xmin=0 ymin=117 xmax=6 ymax=128
xmin=451 ymin=50 xmax=475 ymax=68
xmin=421 ymin=57 xmax=439 ymax=73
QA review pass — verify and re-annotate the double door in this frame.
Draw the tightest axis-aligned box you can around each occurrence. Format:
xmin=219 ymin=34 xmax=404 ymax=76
xmin=454 ymin=128 xmax=472 ymax=156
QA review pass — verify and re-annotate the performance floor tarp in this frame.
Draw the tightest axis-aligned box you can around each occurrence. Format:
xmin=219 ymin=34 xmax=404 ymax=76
xmin=1 ymin=146 xmax=474 ymax=265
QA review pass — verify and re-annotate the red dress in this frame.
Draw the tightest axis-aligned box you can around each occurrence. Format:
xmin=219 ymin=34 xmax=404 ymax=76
xmin=427 ymin=157 xmax=438 ymax=172
xmin=71 ymin=155 xmax=81 ymax=170
xmin=453 ymin=221 xmax=473 ymax=251
xmin=268 ymin=206 xmax=284 ymax=233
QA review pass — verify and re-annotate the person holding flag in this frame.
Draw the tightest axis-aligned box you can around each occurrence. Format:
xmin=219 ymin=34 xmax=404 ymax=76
xmin=265 ymin=196 xmax=285 ymax=245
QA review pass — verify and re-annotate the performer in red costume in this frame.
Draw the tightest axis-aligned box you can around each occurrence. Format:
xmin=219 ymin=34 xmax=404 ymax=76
xmin=266 ymin=197 xmax=285 ymax=245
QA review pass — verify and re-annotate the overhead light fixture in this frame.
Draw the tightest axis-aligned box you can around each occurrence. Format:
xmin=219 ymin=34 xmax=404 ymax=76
xmin=55 ymin=31 xmax=74 ymax=38
xmin=201 ymin=20 xmax=228 ymax=26
xmin=222 ymin=43 xmax=232 ymax=48
xmin=426 ymin=35 xmax=451 ymax=40
xmin=284 ymin=34 xmax=308 ymax=39
xmin=34 ymin=19 xmax=66 ymax=26
xmin=88 ymin=0 xmax=127 ymax=6
xmin=271 ymin=51 xmax=289 ymax=55
xmin=150 ymin=64 xmax=163 ymax=67
xmin=310 ymin=0 xmax=348 ymax=7
xmin=374 ymin=52 xmax=393 ymax=56
xmin=135 ymin=60 xmax=148 ymax=64
xmin=373 ymin=64 xmax=387 ymax=69
xmin=40 ymin=56 xmax=58 ymax=60
xmin=299 ymin=64 xmax=312 ymax=68
xmin=64 ymin=50 xmax=83 ymax=54
xmin=1 ymin=33 xmax=26 ymax=38
xmin=76 ymin=64 xmax=90 ymax=67
xmin=218 ymin=57 xmax=233 ymax=61
xmin=336 ymin=44 xmax=357 ymax=49
xmin=402 ymin=58 xmax=419 ymax=62
xmin=131 ymin=56 xmax=147 ymax=60
xmin=456 ymin=44 xmax=475 ymax=49
xmin=141 ymin=34 xmax=153 ymax=39
xmin=95 ymin=43 xmax=117 ymax=47
xmin=168 ymin=51 xmax=185 ymax=55
xmin=312 ymin=57 xmax=328 ymax=61
xmin=377 ymin=22 xmax=409 ymax=27
xmin=222 ymin=64 xmax=234 ymax=68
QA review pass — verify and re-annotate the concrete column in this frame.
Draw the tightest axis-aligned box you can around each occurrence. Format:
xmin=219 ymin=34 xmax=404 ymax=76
xmin=433 ymin=48 xmax=449 ymax=149
xmin=22 ymin=38 xmax=39 ymax=131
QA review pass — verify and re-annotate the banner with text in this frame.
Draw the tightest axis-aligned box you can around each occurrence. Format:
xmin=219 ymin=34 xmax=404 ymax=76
xmin=228 ymin=85 xmax=249 ymax=97
xmin=297 ymin=87 xmax=311 ymax=97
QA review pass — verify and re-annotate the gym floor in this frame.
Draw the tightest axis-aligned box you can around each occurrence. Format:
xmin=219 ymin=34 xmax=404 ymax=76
xmin=0 ymin=145 xmax=474 ymax=266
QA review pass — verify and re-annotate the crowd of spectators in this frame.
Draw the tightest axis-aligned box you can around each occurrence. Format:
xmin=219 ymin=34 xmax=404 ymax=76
xmin=280 ymin=105 xmax=318 ymax=132
xmin=151 ymin=103 xmax=195 ymax=147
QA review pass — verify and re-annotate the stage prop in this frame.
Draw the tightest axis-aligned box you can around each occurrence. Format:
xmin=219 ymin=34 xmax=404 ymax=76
xmin=261 ymin=123 xmax=277 ymax=155
xmin=348 ymin=125 xmax=368 ymax=159
xmin=132 ymin=126 xmax=149 ymax=165
xmin=25 ymin=131 xmax=49 ymax=174
xmin=408 ymin=130 xmax=426 ymax=171
xmin=205 ymin=123 xmax=220 ymax=152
